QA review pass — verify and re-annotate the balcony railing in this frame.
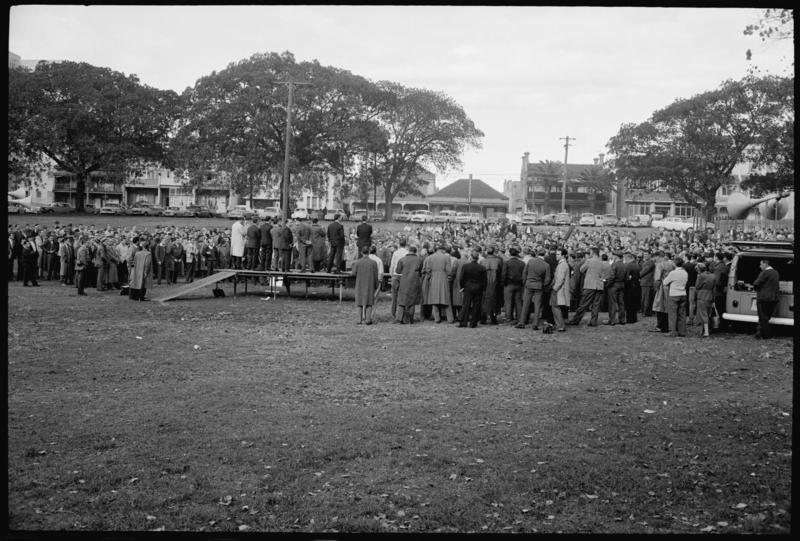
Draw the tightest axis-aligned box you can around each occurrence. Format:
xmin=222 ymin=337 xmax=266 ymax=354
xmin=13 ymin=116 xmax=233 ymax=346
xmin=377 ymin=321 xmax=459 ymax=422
xmin=125 ymin=177 xmax=160 ymax=187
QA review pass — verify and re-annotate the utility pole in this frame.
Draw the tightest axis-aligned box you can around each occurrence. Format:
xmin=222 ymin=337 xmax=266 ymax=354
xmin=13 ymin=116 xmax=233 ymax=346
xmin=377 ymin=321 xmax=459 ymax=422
xmin=277 ymin=80 xmax=311 ymax=221
xmin=559 ymin=136 xmax=574 ymax=213
xmin=468 ymin=174 xmax=473 ymax=213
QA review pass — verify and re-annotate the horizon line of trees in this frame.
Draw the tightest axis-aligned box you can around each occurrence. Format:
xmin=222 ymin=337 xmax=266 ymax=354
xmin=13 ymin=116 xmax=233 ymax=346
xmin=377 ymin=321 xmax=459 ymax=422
xmin=9 ymin=48 xmax=793 ymax=219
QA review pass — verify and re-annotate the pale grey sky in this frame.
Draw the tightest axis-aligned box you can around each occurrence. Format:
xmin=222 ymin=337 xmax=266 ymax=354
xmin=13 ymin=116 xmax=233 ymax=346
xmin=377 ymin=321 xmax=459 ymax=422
xmin=8 ymin=5 xmax=794 ymax=191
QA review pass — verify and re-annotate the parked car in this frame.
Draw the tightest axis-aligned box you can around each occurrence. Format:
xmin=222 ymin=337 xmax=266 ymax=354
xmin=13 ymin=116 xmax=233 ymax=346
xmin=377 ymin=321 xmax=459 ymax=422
xmin=324 ymin=208 xmax=346 ymax=221
xmin=600 ymin=214 xmax=619 ymax=227
xmin=350 ymin=209 xmax=369 ymax=222
xmin=518 ymin=212 xmax=539 ymax=226
xmin=436 ymin=210 xmax=458 ymax=223
xmin=24 ymin=205 xmax=43 ymax=214
xmin=578 ymin=212 xmax=596 ymax=226
xmin=651 ymin=215 xmax=692 ymax=231
xmin=410 ymin=210 xmax=434 ymax=223
xmin=396 ymin=210 xmax=413 ymax=222
xmin=618 ymin=217 xmax=629 ymax=227
xmin=186 ymin=204 xmax=214 ymax=218
xmin=99 ymin=202 xmax=124 ymax=215
xmin=8 ymin=202 xmax=24 ymax=214
xmin=454 ymin=212 xmax=480 ymax=224
xmin=723 ymin=240 xmax=794 ymax=328
xmin=628 ymin=214 xmax=653 ymax=228
xmin=161 ymin=206 xmax=180 ymax=217
xmin=368 ymin=210 xmax=385 ymax=221
xmin=290 ymin=207 xmax=309 ymax=220
xmin=147 ymin=205 xmax=164 ymax=217
xmin=48 ymin=202 xmax=76 ymax=214
xmin=226 ymin=205 xmax=254 ymax=220
xmin=555 ymin=213 xmax=572 ymax=226
xmin=254 ymin=206 xmax=281 ymax=220
xmin=176 ymin=207 xmax=196 ymax=217
xmin=128 ymin=201 xmax=154 ymax=216
xmin=540 ymin=213 xmax=557 ymax=225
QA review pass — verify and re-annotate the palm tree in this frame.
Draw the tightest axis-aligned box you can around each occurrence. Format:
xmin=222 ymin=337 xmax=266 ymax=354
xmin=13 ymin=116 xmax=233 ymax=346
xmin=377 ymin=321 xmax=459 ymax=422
xmin=579 ymin=165 xmax=617 ymax=213
xmin=532 ymin=160 xmax=562 ymax=213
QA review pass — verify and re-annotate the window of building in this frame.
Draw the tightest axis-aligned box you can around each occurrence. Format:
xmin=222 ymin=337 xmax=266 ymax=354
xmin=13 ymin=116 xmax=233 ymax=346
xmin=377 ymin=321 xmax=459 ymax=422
xmin=673 ymin=204 xmax=695 ymax=217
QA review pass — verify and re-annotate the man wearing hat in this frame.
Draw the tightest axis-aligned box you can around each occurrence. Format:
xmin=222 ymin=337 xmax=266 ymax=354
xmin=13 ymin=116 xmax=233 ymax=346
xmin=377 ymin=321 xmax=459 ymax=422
xmin=639 ymin=251 xmax=655 ymax=317
xmin=458 ymin=249 xmax=487 ymax=328
xmin=516 ymin=247 xmax=551 ymax=330
xmin=74 ymin=236 xmax=90 ymax=295
xmin=129 ymin=235 xmax=153 ymax=301
xmin=605 ymin=250 xmax=626 ymax=325
xmin=622 ymin=251 xmax=641 ymax=324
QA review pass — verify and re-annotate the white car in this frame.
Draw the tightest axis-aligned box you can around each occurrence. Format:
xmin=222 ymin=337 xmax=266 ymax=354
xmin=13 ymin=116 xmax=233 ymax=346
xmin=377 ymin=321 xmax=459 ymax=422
xmin=324 ymin=208 xmax=346 ymax=221
xmin=410 ymin=210 xmax=433 ymax=223
xmin=651 ymin=215 xmax=692 ymax=231
xmin=259 ymin=206 xmax=282 ymax=220
xmin=578 ymin=212 xmax=596 ymax=226
xmin=226 ymin=205 xmax=254 ymax=220
xmin=436 ymin=210 xmax=458 ymax=222
xmin=628 ymin=214 xmax=653 ymax=228
xmin=519 ymin=212 xmax=539 ymax=226
xmin=454 ymin=212 xmax=480 ymax=224
xmin=99 ymin=203 xmax=123 ymax=215
xmin=396 ymin=210 xmax=413 ymax=222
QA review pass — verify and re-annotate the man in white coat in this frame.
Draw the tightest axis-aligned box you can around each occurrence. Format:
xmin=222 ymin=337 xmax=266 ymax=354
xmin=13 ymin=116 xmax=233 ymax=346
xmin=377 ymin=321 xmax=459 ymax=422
xmin=550 ymin=248 xmax=571 ymax=331
xmin=230 ymin=217 xmax=246 ymax=270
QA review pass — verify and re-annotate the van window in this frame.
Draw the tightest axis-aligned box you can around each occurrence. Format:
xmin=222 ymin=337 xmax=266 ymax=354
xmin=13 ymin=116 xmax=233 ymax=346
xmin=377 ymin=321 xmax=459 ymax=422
xmin=732 ymin=254 xmax=794 ymax=289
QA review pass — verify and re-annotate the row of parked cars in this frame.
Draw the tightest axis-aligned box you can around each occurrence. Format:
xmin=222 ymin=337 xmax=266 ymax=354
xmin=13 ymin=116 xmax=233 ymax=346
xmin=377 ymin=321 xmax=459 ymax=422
xmin=508 ymin=212 xmax=713 ymax=230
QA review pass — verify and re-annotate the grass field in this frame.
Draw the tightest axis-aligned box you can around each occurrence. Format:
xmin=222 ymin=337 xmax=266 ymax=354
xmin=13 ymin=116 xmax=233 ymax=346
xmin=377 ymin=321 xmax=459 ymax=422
xmin=6 ymin=264 xmax=792 ymax=533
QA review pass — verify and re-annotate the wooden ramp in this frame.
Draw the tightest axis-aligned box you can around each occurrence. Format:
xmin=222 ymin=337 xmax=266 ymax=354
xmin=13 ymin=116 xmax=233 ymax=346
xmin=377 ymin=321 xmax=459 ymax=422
xmin=155 ymin=270 xmax=237 ymax=303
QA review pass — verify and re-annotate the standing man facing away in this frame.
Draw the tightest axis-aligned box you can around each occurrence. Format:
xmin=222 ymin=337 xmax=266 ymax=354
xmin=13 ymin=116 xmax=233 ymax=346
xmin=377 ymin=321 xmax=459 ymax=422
xmin=752 ymin=258 xmax=780 ymax=340
xmin=516 ymin=248 xmax=551 ymax=330
xmin=326 ymin=214 xmax=346 ymax=273
xmin=356 ymin=214 xmax=373 ymax=254
xmin=568 ymin=246 xmax=604 ymax=327
xmin=230 ymin=216 xmax=246 ymax=270
xmin=389 ymin=238 xmax=409 ymax=321
xmin=459 ymin=250 xmax=487 ymax=328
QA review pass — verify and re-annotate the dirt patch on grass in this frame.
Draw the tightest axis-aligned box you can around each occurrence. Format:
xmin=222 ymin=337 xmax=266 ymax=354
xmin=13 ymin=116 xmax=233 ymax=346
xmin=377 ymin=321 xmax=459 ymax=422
xmin=7 ymin=279 xmax=792 ymax=533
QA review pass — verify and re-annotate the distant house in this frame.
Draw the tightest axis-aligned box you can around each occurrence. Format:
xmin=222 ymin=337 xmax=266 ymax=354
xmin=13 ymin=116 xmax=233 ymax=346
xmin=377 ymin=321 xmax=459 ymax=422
xmin=518 ymin=152 xmax=609 ymax=216
xmin=427 ymin=175 xmax=508 ymax=218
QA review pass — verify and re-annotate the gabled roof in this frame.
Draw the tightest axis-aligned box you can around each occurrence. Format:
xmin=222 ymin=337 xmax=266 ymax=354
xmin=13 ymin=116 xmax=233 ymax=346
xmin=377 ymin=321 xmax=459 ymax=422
xmin=433 ymin=178 xmax=508 ymax=201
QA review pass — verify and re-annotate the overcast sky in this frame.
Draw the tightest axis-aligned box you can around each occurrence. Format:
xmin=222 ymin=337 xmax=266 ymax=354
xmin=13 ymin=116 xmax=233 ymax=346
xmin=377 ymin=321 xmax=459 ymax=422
xmin=8 ymin=5 xmax=793 ymax=192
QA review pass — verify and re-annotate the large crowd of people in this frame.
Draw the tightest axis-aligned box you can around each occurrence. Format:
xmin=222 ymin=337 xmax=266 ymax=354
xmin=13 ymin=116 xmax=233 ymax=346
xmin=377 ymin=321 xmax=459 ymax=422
xmin=8 ymin=214 xmax=791 ymax=338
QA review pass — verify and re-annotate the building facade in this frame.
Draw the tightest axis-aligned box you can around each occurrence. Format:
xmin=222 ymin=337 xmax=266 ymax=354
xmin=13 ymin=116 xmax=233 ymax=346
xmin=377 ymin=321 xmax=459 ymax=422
xmin=518 ymin=151 xmax=610 ymax=216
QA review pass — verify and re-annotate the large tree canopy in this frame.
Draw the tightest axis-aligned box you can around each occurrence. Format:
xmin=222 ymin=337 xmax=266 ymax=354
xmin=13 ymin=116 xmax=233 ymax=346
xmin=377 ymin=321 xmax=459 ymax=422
xmin=170 ymin=51 xmax=383 ymax=211
xmin=358 ymin=81 xmax=484 ymax=220
xmin=606 ymin=75 xmax=793 ymax=220
xmin=8 ymin=61 xmax=179 ymax=211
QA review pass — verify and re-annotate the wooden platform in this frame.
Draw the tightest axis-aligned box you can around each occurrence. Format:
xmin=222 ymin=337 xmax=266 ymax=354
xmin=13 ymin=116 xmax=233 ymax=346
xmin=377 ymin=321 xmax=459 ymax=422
xmin=154 ymin=270 xmax=236 ymax=302
xmin=156 ymin=268 xmax=355 ymax=302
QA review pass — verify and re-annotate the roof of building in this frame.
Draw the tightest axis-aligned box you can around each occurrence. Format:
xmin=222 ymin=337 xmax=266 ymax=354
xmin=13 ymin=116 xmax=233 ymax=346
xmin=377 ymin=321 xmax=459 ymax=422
xmin=525 ymin=162 xmax=600 ymax=181
xmin=432 ymin=178 xmax=508 ymax=201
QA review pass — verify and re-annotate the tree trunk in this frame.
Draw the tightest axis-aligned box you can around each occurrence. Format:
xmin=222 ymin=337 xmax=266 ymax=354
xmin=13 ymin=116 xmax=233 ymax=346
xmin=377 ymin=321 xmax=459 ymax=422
xmin=75 ymin=173 xmax=87 ymax=213
xmin=384 ymin=191 xmax=395 ymax=221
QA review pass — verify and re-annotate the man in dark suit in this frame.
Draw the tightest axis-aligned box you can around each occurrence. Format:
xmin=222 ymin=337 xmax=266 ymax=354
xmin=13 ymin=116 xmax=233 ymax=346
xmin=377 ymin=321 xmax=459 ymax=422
xmin=605 ymin=251 xmax=626 ymax=325
xmin=245 ymin=216 xmax=261 ymax=272
xmin=502 ymin=246 xmax=525 ymax=324
xmin=542 ymin=244 xmax=558 ymax=324
xmin=278 ymin=219 xmax=294 ymax=272
xmin=258 ymin=216 xmax=273 ymax=274
xmin=295 ymin=218 xmax=312 ymax=271
xmin=459 ymin=250 xmax=487 ymax=328
xmin=326 ymin=214 xmax=346 ymax=273
xmin=516 ymin=248 xmax=551 ymax=330
xmin=356 ymin=215 xmax=373 ymax=254
xmin=753 ymin=258 xmax=780 ymax=339
xmin=623 ymin=251 xmax=641 ymax=324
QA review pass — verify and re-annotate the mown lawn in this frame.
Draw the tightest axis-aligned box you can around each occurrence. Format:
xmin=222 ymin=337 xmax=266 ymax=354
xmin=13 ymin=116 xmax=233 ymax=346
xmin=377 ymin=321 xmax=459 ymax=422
xmin=7 ymin=278 xmax=792 ymax=533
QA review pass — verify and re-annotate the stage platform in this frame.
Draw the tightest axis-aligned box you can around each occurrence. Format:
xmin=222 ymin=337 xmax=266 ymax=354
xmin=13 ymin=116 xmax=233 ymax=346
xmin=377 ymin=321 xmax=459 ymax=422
xmin=155 ymin=268 xmax=357 ymax=303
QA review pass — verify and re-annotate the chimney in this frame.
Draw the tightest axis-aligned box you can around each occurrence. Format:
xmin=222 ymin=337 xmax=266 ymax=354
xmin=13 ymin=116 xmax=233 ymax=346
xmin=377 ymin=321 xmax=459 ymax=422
xmin=598 ymin=153 xmax=605 ymax=166
xmin=593 ymin=158 xmax=598 ymax=165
